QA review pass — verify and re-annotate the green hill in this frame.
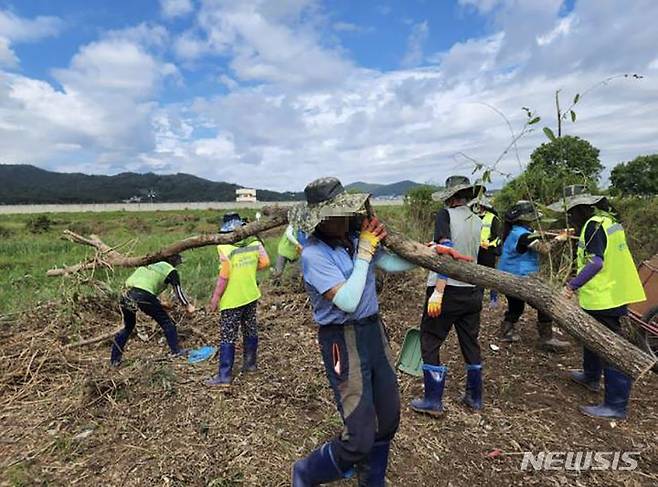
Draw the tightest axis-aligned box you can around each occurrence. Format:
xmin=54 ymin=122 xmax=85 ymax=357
xmin=0 ymin=165 xmax=302 ymax=204
xmin=345 ymin=180 xmax=438 ymax=197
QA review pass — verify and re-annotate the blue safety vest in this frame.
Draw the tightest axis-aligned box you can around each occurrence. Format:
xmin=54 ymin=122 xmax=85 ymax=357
xmin=498 ymin=225 xmax=539 ymax=276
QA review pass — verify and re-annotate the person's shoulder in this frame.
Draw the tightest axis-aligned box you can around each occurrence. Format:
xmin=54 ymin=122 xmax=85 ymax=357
xmin=301 ymin=238 xmax=325 ymax=259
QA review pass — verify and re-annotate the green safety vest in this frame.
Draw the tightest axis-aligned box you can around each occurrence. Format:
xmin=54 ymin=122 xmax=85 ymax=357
xmin=277 ymin=229 xmax=299 ymax=261
xmin=125 ymin=261 xmax=174 ymax=296
xmin=576 ymin=212 xmax=646 ymax=311
xmin=218 ymin=241 xmax=262 ymax=310
xmin=481 ymin=211 xmax=500 ymax=247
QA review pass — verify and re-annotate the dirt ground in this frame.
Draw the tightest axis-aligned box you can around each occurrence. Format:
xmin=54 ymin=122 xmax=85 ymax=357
xmin=1 ymin=271 xmax=657 ymax=486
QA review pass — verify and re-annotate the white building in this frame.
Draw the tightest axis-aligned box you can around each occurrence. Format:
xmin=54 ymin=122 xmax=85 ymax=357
xmin=236 ymin=188 xmax=257 ymax=202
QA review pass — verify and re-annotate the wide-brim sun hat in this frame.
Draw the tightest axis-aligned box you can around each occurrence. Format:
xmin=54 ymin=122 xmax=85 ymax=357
xmin=432 ymin=175 xmax=486 ymax=202
xmin=220 ymin=218 xmax=245 ymax=233
xmin=548 ymin=185 xmax=607 ymax=213
xmin=468 ymin=196 xmax=495 ymax=211
xmin=289 ymin=177 xmax=370 ymax=234
xmin=505 ymin=200 xmax=544 ymax=223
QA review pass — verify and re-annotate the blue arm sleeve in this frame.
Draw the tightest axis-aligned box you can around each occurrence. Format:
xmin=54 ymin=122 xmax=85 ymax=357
xmin=435 ymin=240 xmax=453 ymax=280
xmin=375 ymin=250 xmax=415 ymax=272
xmin=332 ymin=259 xmax=369 ymax=313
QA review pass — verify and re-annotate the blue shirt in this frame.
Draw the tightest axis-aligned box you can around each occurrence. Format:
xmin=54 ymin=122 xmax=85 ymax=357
xmin=297 ymin=229 xmax=309 ymax=247
xmin=498 ymin=225 xmax=540 ymax=276
xmin=301 ymin=235 xmax=380 ymax=325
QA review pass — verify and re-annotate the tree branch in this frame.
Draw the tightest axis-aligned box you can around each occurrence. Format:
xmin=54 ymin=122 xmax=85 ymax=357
xmin=47 ymin=207 xmax=289 ymax=277
xmin=46 ymin=208 xmax=656 ymax=378
xmin=382 ymin=230 xmax=656 ymax=379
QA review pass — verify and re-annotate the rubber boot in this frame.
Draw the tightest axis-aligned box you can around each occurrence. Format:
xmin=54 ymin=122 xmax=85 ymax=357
xmin=500 ymin=321 xmax=520 ymax=342
xmin=569 ymin=347 xmax=602 ymax=392
xmin=580 ymin=368 xmax=631 ymax=419
xmin=357 ymin=441 xmax=390 ymax=487
xmin=206 ymin=343 xmax=235 ymax=387
xmin=536 ymin=320 xmax=570 ymax=353
xmin=410 ymin=364 xmax=447 ymax=417
xmin=243 ymin=336 xmax=258 ymax=372
xmin=461 ymin=364 xmax=483 ymax=411
xmin=292 ymin=442 xmax=346 ymax=486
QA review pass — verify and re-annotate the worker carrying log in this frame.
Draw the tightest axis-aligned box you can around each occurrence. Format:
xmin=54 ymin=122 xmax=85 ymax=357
xmin=288 ymin=177 xmax=470 ymax=486
xmin=550 ymin=186 xmax=646 ymax=419
xmin=110 ymin=254 xmax=195 ymax=366
xmin=497 ymin=200 xmax=571 ymax=353
xmin=469 ymin=196 xmax=502 ymax=307
xmin=411 ymin=176 xmax=485 ymax=416
xmin=206 ymin=214 xmax=270 ymax=387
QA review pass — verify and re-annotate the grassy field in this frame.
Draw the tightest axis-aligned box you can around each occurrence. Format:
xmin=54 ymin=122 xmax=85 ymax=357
xmin=2 ymin=198 xmax=655 ymax=316
xmin=0 ymin=209 xmax=287 ymax=315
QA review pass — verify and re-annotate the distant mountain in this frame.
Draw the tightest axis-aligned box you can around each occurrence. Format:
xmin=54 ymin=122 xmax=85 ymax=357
xmin=0 ymin=165 xmax=303 ymax=204
xmin=345 ymin=180 xmax=438 ymax=197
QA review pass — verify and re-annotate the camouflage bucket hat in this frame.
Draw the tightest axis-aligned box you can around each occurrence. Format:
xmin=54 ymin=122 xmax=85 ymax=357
xmin=547 ymin=185 xmax=607 ymax=213
xmin=468 ymin=196 xmax=495 ymax=211
xmin=288 ymin=177 xmax=370 ymax=234
xmin=432 ymin=175 xmax=486 ymax=202
xmin=505 ymin=200 xmax=544 ymax=223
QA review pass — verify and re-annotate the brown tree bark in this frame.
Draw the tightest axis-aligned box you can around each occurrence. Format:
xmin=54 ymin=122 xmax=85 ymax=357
xmin=383 ymin=230 xmax=657 ymax=379
xmin=47 ymin=207 xmax=289 ymax=276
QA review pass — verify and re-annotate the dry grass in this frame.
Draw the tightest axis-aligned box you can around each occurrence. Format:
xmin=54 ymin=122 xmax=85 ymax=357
xmin=1 ymin=273 xmax=657 ymax=486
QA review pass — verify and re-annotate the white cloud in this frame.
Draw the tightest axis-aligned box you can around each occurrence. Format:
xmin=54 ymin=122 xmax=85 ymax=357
xmin=0 ymin=9 xmax=62 ymax=41
xmin=149 ymin=0 xmax=658 ymax=190
xmin=0 ymin=22 xmax=177 ymax=173
xmin=402 ymin=21 xmax=429 ymax=67
xmin=2 ymin=0 xmax=658 ymax=193
xmin=160 ymin=0 xmax=194 ymax=19
xmin=0 ymin=37 xmax=18 ymax=66
xmin=177 ymin=0 xmax=353 ymax=87
xmin=0 ymin=9 xmax=63 ymax=68
xmin=536 ymin=14 xmax=575 ymax=46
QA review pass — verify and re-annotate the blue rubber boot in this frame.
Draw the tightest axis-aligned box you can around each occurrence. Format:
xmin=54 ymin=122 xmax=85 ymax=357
xmin=410 ymin=364 xmax=447 ymax=417
xmin=580 ymin=368 xmax=631 ymax=419
xmin=461 ymin=364 xmax=483 ymax=411
xmin=292 ymin=443 xmax=346 ymax=486
xmin=569 ymin=347 xmax=602 ymax=392
xmin=206 ymin=343 xmax=235 ymax=387
xmin=242 ymin=336 xmax=258 ymax=372
xmin=110 ymin=328 xmax=131 ymax=366
xmin=357 ymin=441 xmax=390 ymax=487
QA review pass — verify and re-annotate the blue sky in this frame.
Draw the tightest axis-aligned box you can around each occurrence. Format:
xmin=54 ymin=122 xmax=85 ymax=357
xmin=0 ymin=0 xmax=656 ymax=191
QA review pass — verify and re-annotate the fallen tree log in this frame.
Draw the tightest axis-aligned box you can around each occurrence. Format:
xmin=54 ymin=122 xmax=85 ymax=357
xmin=47 ymin=208 xmax=656 ymax=378
xmin=47 ymin=207 xmax=289 ymax=276
xmin=383 ymin=230 xmax=657 ymax=379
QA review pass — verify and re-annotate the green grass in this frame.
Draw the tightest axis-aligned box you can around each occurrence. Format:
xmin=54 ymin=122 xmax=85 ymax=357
xmin=2 ymin=199 xmax=653 ymax=315
xmin=0 ymin=208 xmax=281 ymax=315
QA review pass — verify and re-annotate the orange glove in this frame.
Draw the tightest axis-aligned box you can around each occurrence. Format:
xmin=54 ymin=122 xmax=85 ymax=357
xmin=435 ymin=244 xmax=474 ymax=262
xmin=427 ymin=288 xmax=444 ymax=317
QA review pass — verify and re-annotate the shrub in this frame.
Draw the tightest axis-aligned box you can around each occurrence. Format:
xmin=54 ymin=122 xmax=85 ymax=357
xmin=402 ymin=185 xmax=442 ymax=241
xmin=613 ymin=196 xmax=658 ymax=263
xmin=26 ymin=215 xmax=53 ymax=234
xmin=0 ymin=225 xmax=13 ymax=238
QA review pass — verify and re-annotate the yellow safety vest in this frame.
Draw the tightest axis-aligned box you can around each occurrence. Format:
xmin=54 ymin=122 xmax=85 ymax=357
xmin=277 ymin=230 xmax=299 ymax=261
xmin=217 ymin=241 xmax=262 ymax=310
xmin=125 ymin=261 xmax=174 ymax=296
xmin=481 ymin=212 xmax=500 ymax=248
xmin=576 ymin=213 xmax=646 ymax=311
